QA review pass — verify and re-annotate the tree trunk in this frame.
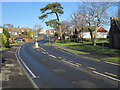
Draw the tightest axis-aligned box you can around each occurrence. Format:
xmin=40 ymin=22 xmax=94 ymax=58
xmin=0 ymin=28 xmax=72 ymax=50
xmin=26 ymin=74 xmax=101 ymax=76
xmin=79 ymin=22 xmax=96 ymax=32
xmin=88 ymin=28 xmax=96 ymax=46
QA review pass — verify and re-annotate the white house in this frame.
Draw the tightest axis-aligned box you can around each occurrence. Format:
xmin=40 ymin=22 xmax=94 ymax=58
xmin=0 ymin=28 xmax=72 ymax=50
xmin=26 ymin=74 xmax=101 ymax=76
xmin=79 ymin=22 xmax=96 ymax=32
xmin=39 ymin=28 xmax=46 ymax=34
xmin=83 ymin=26 xmax=108 ymax=39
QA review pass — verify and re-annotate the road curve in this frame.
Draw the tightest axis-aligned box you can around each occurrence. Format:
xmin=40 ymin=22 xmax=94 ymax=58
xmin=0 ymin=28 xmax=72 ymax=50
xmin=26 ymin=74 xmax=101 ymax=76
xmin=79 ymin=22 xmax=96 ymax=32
xmin=17 ymin=41 xmax=119 ymax=88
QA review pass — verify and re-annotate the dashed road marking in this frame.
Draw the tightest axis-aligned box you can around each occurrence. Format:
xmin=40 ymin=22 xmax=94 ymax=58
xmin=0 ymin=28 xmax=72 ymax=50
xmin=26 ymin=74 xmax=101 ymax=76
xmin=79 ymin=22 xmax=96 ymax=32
xmin=104 ymin=72 xmax=117 ymax=77
xmin=62 ymin=60 xmax=79 ymax=67
xmin=37 ymin=49 xmax=40 ymax=51
xmin=42 ymin=52 xmax=46 ymax=54
xmin=93 ymin=71 xmax=120 ymax=82
xmin=58 ymin=57 xmax=62 ymax=59
xmin=49 ymin=54 xmax=57 ymax=58
xmin=105 ymin=61 xmax=120 ymax=66
xmin=87 ymin=67 xmax=96 ymax=70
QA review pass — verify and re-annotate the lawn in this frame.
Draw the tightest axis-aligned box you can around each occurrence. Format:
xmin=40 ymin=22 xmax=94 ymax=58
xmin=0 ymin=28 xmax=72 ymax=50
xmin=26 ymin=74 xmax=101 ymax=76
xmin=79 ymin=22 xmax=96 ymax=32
xmin=103 ymin=57 xmax=120 ymax=63
xmin=0 ymin=47 xmax=9 ymax=51
xmin=70 ymin=45 xmax=119 ymax=54
xmin=55 ymin=39 xmax=108 ymax=46
xmin=61 ymin=48 xmax=90 ymax=55
xmin=55 ymin=39 xmax=119 ymax=55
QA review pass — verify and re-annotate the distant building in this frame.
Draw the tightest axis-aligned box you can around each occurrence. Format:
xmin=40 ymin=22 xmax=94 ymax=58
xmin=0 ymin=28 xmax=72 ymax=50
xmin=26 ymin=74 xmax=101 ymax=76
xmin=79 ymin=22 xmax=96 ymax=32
xmin=39 ymin=28 xmax=46 ymax=34
xmin=46 ymin=29 xmax=55 ymax=35
xmin=8 ymin=27 xmax=21 ymax=35
xmin=20 ymin=27 xmax=30 ymax=32
xmin=109 ymin=17 xmax=120 ymax=49
xmin=83 ymin=26 xmax=108 ymax=38
xmin=0 ymin=27 xmax=3 ymax=33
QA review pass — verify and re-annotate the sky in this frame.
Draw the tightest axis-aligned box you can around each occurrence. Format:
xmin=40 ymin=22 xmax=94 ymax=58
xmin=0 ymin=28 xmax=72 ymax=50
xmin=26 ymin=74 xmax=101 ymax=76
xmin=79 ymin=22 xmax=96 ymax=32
xmin=1 ymin=1 xmax=118 ymax=30
xmin=2 ymin=2 xmax=80 ymax=30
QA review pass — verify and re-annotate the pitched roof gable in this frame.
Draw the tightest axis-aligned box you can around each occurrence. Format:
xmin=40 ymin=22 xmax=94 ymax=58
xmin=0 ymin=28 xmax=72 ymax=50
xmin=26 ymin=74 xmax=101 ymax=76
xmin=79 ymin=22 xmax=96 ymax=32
xmin=97 ymin=26 xmax=108 ymax=32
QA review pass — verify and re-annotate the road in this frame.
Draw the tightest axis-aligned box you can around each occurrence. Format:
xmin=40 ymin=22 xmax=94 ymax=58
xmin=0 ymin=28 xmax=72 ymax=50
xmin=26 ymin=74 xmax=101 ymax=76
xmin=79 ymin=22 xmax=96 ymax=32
xmin=16 ymin=39 xmax=119 ymax=88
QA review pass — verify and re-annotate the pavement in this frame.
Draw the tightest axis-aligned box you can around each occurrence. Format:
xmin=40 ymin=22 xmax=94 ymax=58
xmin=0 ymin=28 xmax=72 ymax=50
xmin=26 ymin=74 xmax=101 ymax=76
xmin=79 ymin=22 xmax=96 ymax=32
xmin=1 ymin=45 xmax=36 ymax=89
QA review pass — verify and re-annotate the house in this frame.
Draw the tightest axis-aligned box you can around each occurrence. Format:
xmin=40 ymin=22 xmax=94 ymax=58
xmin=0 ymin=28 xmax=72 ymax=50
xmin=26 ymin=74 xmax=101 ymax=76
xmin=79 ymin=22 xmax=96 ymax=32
xmin=20 ymin=27 xmax=30 ymax=33
xmin=39 ymin=28 xmax=46 ymax=34
xmin=7 ymin=27 xmax=22 ymax=35
xmin=46 ymin=29 xmax=55 ymax=35
xmin=83 ymin=26 xmax=108 ymax=39
xmin=109 ymin=17 xmax=120 ymax=49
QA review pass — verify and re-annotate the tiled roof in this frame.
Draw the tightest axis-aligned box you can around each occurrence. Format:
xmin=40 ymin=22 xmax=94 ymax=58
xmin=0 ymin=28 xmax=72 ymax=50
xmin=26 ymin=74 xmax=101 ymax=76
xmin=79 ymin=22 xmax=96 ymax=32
xmin=20 ymin=27 xmax=30 ymax=31
xmin=97 ymin=26 xmax=108 ymax=32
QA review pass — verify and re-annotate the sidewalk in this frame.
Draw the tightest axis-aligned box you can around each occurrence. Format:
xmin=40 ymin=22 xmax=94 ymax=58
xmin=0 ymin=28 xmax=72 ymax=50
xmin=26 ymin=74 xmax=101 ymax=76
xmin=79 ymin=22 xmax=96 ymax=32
xmin=1 ymin=46 xmax=36 ymax=88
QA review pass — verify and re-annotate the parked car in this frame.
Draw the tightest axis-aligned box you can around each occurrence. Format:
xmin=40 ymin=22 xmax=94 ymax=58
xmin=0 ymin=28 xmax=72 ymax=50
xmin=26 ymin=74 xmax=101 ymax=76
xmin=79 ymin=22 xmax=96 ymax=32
xmin=14 ymin=37 xmax=25 ymax=42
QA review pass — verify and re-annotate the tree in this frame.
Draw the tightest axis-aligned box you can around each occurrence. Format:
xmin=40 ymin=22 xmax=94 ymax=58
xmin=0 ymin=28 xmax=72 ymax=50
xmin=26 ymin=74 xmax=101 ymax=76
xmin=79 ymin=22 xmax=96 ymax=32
xmin=3 ymin=28 xmax=10 ymax=48
xmin=27 ymin=31 xmax=35 ymax=38
xmin=77 ymin=2 xmax=116 ymax=46
xmin=39 ymin=2 xmax=64 ymax=41
xmin=32 ymin=24 xmax=42 ymax=35
xmin=3 ymin=28 xmax=10 ymax=38
xmin=70 ymin=12 xmax=85 ymax=42
xmin=1 ymin=33 xmax=7 ymax=47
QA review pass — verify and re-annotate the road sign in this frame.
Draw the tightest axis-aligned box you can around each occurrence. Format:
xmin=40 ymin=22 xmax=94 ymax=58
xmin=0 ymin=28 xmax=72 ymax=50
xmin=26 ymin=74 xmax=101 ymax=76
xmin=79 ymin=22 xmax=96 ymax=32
xmin=34 ymin=35 xmax=38 ymax=37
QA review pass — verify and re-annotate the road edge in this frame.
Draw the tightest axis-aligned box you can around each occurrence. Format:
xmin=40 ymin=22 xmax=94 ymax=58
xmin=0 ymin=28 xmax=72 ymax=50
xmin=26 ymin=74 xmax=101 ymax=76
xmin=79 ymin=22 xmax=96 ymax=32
xmin=15 ymin=46 xmax=39 ymax=89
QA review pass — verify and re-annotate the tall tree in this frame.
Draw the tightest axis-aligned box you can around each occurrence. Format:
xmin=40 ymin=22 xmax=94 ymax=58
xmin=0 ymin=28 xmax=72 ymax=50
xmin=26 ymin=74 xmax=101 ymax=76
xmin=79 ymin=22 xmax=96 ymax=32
xmin=39 ymin=2 xmax=64 ymax=41
xmin=77 ymin=2 xmax=116 ymax=46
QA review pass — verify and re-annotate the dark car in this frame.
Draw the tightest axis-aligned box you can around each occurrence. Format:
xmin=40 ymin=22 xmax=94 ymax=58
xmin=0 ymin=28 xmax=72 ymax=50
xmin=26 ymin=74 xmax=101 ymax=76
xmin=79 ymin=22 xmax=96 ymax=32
xmin=14 ymin=37 xmax=25 ymax=42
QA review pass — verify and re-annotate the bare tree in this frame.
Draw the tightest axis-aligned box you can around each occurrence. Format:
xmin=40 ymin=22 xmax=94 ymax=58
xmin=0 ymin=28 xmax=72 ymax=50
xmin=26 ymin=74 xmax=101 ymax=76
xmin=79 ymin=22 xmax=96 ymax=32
xmin=70 ymin=11 xmax=86 ymax=42
xmin=77 ymin=2 xmax=116 ymax=45
xmin=32 ymin=24 xmax=42 ymax=35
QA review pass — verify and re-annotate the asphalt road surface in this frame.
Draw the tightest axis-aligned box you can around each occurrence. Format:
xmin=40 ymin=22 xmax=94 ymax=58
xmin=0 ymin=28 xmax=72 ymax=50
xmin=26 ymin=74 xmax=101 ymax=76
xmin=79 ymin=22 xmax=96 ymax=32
xmin=16 ymin=39 xmax=120 ymax=88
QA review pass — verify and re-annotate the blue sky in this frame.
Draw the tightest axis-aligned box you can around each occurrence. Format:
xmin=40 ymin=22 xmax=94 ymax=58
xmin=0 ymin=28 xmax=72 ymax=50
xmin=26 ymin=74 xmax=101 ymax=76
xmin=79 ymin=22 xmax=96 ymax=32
xmin=1 ymin=2 xmax=118 ymax=30
xmin=2 ymin=2 xmax=79 ymax=30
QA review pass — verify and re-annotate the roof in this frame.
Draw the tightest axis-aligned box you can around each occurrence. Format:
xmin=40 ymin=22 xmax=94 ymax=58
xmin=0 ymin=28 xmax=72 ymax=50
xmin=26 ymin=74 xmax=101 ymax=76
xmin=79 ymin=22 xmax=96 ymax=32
xmin=8 ymin=27 xmax=21 ymax=32
xmin=20 ymin=27 xmax=30 ymax=31
xmin=97 ymin=26 xmax=108 ymax=32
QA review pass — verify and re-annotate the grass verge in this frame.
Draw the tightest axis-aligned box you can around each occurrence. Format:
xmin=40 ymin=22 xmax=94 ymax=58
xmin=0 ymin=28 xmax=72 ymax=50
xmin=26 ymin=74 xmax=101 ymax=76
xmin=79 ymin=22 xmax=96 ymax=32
xmin=0 ymin=47 xmax=9 ymax=51
xmin=70 ymin=45 xmax=119 ymax=54
xmin=61 ymin=48 xmax=90 ymax=55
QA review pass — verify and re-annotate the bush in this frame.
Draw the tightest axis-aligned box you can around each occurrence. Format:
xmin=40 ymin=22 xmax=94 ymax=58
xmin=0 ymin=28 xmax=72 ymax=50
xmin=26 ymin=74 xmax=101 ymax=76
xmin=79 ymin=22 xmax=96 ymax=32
xmin=1 ymin=33 xmax=7 ymax=46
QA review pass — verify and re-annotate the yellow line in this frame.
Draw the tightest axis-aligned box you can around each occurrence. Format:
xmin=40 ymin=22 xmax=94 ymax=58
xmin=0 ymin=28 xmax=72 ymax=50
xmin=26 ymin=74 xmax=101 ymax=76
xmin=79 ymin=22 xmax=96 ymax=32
xmin=105 ymin=61 xmax=120 ymax=66
xmin=104 ymin=72 xmax=117 ymax=77
xmin=87 ymin=67 xmax=96 ymax=70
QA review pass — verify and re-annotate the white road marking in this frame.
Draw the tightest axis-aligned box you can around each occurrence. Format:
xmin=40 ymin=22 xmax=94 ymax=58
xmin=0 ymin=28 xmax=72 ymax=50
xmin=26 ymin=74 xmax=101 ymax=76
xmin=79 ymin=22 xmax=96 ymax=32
xmin=58 ymin=57 xmax=62 ymax=59
xmin=49 ymin=54 xmax=57 ymax=58
xmin=61 ymin=60 xmax=79 ymax=67
xmin=17 ymin=47 xmax=38 ymax=78
xmin=42 ymin=52 xmax=46 ymax=54
xmin=93 ymin=71 xmax=120 ymax=82
xmin=37 ymin=49 xmax=40 ymax=51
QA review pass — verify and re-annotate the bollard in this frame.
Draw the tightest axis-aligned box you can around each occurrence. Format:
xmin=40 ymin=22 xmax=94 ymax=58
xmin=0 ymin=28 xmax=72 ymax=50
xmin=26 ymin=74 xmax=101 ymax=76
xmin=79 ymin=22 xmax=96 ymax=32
xmin=35 ymin=42 xmax=39 ymax=48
